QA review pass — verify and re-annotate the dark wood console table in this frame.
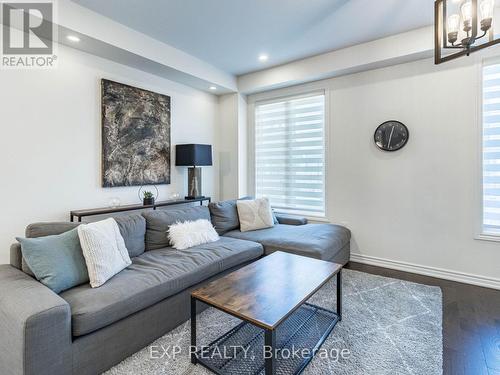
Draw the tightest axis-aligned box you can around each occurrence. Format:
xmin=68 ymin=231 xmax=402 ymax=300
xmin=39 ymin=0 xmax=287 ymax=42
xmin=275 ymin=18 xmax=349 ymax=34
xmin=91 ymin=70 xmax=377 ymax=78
xmin=70 ymin=197 xmax=211 ymax=222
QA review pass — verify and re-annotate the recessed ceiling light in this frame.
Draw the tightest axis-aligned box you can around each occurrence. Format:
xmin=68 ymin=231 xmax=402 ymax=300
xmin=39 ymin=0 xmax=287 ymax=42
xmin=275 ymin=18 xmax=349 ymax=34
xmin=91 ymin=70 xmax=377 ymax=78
xmin=209 ymin=86 xmax=217 ymax=90
xmin=258 ymin=54 xmax=269 ymax=62
xmin=66 ymin=35 xmax=80 ymax=42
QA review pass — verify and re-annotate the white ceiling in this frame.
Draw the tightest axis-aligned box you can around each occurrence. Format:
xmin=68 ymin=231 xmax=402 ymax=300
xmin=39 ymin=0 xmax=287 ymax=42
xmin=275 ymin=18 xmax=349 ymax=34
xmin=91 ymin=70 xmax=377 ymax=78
xmin=72 ymin=0 xmax=434 ymax=76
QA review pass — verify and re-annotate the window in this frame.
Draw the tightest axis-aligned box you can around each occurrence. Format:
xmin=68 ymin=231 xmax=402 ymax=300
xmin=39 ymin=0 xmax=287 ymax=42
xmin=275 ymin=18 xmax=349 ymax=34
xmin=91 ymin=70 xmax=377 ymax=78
xmin=254 ymin=92 xmax=326 ymax=217
xmin=482 ymin=63 xmax=500 ymax=236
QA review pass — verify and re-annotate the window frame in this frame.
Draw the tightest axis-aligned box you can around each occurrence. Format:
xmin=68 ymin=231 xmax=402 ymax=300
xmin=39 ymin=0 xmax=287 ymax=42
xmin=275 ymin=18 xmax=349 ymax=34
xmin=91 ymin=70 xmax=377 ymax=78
xmin=476 ymin=57 xmax=500 ymax=242
xmin=250 ymin=88 xmax=329 ymax=219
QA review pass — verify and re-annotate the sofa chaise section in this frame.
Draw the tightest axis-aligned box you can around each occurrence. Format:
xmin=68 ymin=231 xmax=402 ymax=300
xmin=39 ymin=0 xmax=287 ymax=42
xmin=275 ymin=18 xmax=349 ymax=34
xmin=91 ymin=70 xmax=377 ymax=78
xmin=224 ymin=223 xmax=350 ymax=264
xmin=209 ymin=198 xmax=351 ymax=265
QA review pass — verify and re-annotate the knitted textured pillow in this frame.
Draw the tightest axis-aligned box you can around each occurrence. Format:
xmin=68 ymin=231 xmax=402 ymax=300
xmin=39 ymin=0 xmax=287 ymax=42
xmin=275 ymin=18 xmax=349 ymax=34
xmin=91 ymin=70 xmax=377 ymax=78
xmin=236 ymin=197 xmax=274 ymax=232
xmin=77 ymin=218 xmax=131 ymax=288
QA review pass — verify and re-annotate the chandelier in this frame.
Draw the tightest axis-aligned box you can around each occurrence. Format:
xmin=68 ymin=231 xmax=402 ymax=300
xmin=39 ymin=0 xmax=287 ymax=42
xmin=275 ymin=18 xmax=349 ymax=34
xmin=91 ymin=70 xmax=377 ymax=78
xmin=435 ymin=0 xmax=499 ymax=64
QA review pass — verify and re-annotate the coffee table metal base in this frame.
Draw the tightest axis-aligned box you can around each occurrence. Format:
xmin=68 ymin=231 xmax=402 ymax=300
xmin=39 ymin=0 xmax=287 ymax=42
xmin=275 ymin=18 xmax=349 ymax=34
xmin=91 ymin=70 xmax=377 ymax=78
xmin=191 ymin=303 xmax=339 ymax=375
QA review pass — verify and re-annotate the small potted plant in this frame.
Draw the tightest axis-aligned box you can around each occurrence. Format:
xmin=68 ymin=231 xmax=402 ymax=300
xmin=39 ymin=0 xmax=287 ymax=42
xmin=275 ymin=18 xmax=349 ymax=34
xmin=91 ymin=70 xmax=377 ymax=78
xmin=143 ymin=191 xmax=155 ymax=206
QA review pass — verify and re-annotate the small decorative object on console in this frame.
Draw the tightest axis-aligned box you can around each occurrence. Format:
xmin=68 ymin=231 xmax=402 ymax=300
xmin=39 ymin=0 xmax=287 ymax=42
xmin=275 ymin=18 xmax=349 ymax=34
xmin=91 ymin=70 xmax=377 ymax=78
xmin=138 ymin=185 xmax=159 ymax=206
xmin=143 ymin=191 xmax=155 ymax=206
xmin=108 ymin=197 xmax=121 ymax=208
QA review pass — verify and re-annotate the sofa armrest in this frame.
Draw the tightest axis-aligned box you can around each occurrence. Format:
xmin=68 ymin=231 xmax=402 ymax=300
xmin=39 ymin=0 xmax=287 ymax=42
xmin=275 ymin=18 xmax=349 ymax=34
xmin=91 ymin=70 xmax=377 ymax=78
xmin=0 ymin=265 xmax=71 ymax=375
xmin=275 ymin=214 xmax=308 ymax=226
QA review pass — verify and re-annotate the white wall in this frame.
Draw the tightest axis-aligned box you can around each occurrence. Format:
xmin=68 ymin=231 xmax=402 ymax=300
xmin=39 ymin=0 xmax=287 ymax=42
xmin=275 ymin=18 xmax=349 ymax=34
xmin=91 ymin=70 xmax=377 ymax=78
xmin=216 ymin=93 xmax=248 ymax=200
xmin=217 ymin=94 xmax=240 ymax=200
xmin=237 ymin=94 xmax=248 ymax=197
xmin=248 ymin=55 xmax=500 ymax=287
xmin=0 ymin=44 xmax=218 ymax=264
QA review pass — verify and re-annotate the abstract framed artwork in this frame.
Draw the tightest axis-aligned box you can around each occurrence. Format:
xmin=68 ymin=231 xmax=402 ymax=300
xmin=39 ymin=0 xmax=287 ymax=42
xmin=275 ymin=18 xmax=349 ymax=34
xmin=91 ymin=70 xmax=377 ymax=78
xmin=101 ymin=79 xmax=171 ymax=187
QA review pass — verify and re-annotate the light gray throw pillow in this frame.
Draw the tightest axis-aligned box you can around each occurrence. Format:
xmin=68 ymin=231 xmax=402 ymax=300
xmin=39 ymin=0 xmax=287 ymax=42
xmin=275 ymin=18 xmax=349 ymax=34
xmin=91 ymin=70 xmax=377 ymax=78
xmin=236 ymin=197 xmax=275 ymax=232
xmin=17 ymin=228 xmax=89 ymax=293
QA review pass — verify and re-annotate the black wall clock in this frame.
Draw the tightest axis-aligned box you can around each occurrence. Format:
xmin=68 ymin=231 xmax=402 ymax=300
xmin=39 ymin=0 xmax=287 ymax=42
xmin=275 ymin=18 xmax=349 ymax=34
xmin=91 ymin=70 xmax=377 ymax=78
xmin=374 ymin=121 xmax=409 ymax=152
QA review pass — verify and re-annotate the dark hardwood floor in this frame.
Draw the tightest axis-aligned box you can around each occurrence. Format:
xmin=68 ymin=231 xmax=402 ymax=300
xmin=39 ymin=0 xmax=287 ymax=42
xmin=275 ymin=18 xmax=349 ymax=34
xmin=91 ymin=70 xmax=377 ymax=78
xmin=345 ymin=262 xmax=500 ymax=375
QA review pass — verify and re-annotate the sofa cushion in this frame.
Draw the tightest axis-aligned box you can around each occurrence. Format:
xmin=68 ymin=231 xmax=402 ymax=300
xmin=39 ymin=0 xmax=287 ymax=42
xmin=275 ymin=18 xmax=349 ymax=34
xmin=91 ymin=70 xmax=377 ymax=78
xmin=17 ymin=228 xmax=89 ymax=293
xmin=114 ymin=214 xmax=146 ymax=257
xmin=142 ymin=206 xmax=211 ymax=250
xmin=22 ymin=222 xmax=80 ymax=276
xmin=60 ymin=236 xmax=263 ymax=337
xmin=209 ymin=198 xmax=247 ymax=235
xmin=26 ymin=222 xmax=79 ymax=238
xmin=224 ymin=224 xmax=350 ymax=261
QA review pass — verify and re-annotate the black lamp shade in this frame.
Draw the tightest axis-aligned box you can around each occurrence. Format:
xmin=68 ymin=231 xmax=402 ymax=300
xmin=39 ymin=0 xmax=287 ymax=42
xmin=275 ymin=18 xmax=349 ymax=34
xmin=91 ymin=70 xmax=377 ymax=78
xmin=175 ymin=144 xmax=212 ymax=167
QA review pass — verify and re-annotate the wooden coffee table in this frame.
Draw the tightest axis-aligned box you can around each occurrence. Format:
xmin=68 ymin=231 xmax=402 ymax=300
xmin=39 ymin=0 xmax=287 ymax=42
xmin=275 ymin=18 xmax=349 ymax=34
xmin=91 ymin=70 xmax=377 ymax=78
xmin=190 ymin=251 xmax=342 ymax=375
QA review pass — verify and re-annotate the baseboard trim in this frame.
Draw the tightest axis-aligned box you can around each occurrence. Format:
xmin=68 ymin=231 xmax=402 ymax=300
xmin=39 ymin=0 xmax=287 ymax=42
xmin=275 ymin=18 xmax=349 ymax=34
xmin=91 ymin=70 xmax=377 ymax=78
xmin=350 ymin=253 xmax=500 ymax=290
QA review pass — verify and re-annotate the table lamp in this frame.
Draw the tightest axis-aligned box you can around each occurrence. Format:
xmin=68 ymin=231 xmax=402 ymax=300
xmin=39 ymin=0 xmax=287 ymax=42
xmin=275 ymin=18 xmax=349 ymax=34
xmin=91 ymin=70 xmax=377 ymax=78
xmin=175 ymin=144 xmax=212 ymax=199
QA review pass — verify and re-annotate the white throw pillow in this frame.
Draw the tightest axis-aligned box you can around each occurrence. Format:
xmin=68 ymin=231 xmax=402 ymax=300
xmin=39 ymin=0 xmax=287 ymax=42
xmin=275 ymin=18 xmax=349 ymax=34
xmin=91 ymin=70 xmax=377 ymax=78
xmin=77 ymin=218 xmax=132 ymax=288
xmin=236 ymin=197 xmax=274 ymax=232
xmin=168 ymin=219 xmax=219 ymax=250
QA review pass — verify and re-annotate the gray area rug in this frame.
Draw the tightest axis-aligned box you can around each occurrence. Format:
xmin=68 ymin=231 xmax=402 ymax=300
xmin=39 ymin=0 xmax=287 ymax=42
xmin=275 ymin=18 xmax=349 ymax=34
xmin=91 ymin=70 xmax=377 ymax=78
xmin=105 ymin=269 xmax=442 ymax=375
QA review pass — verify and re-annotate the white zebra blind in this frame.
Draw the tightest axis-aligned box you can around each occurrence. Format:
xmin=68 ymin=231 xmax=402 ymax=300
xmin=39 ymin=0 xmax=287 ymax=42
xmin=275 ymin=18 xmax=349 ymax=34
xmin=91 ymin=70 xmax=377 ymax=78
xmin=483 ymin=63 xmax=500 ymax=235
xmin=254 ymin=93 xmax=325 ymax=217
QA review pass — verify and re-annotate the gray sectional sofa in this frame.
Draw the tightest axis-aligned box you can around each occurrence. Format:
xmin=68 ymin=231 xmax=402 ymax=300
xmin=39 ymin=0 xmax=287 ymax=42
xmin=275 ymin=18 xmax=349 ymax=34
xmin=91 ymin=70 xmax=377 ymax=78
xmin=0 ymin=199 xmax=350 ymax=375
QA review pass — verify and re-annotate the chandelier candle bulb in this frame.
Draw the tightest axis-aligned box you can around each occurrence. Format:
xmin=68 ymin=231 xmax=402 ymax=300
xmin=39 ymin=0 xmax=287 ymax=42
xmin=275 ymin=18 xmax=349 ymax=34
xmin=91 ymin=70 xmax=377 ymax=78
xmin=480 ymin=0 xmax=495 ymax=30
xmin=447 ymin=14 xmax=460 ymax=43
xmin=461 ymin=1 xmax=473 ymax=31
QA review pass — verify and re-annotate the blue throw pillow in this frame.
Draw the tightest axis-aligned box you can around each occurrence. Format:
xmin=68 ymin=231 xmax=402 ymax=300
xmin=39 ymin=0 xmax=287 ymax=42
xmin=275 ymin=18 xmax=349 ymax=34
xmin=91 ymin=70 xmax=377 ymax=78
xmin=17 ymin=228 xmax=89 ymax=293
